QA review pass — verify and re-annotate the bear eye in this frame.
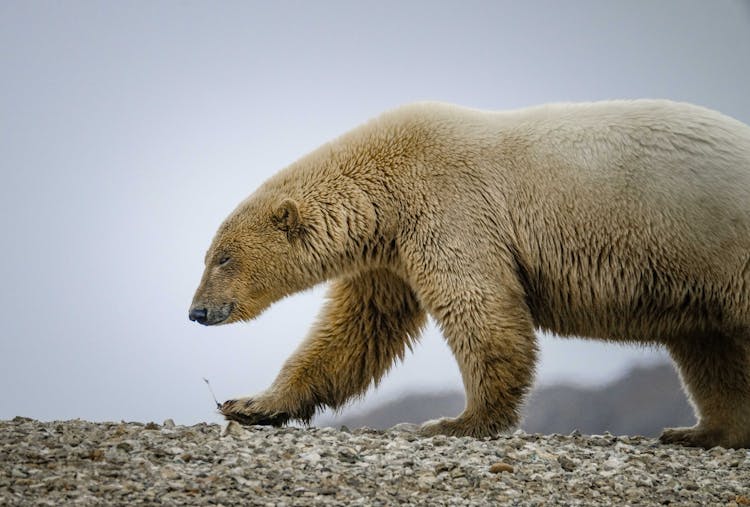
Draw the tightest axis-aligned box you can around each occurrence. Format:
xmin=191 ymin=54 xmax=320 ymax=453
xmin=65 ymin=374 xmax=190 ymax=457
xmin=218 ymin=255 xmax=231 ymax=266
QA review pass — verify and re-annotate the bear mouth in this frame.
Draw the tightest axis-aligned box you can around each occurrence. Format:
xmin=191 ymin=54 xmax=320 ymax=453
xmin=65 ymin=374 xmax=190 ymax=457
xmin=201 ymin=302 xmax=235 ymax=326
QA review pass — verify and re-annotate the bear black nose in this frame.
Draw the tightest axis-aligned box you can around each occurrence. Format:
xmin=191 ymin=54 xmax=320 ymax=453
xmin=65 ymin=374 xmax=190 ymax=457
xmin=189 ymin=307 xmax=208 ymax=324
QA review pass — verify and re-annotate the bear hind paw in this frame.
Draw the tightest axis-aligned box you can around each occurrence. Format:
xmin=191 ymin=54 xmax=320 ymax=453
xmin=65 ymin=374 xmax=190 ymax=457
xmin=419 ymin=416 xmax=507 ymax=439
xmin=659 ymin=426 xmax=727 ymax=449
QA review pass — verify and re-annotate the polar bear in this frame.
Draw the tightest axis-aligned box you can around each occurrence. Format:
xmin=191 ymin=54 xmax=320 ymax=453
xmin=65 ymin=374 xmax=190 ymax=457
xmin=190 ymin=100 xmax=750 ymax=448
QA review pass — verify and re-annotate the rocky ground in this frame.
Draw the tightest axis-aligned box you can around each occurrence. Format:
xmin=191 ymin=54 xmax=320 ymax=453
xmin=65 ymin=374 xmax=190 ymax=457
xmin=1 ymin=417 xmax=749 ymax=506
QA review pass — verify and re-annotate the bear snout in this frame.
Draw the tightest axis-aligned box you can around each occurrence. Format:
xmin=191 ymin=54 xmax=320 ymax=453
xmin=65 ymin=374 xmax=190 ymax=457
xmin=188 ymin=303 xmax=234 ymax=326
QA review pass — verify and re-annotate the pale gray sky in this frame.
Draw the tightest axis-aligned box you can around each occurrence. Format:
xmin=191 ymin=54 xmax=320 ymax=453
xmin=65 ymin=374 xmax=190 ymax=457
xmin=1 ymin=1 xmax=749 ymax=425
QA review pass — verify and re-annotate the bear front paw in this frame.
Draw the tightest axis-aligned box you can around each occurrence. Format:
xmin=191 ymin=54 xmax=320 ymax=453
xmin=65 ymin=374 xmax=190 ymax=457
xmin=220 ymin=398 xmax=290 ymax=427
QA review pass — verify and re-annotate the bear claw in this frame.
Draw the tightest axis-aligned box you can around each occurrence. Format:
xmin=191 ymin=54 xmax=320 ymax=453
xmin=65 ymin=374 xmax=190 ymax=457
xmin=220 ymin=399 xmax=289 ymax=427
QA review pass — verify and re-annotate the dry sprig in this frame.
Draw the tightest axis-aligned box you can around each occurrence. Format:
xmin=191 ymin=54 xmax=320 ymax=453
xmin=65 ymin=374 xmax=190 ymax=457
xmin=202 ymin=377 xmax=221 ymax=409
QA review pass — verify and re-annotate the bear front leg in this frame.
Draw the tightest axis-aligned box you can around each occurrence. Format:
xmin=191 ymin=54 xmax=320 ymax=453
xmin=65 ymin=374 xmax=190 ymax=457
xmin=221 ymin=269 xmax=427 ymax=426
xmin=418 ymin=271 xmax=538 ymax=439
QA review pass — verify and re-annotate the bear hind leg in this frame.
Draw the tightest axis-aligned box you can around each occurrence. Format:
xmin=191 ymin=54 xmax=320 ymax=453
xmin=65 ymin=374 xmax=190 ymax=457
xmin=661 ymin=331 xmax=750 ymax=449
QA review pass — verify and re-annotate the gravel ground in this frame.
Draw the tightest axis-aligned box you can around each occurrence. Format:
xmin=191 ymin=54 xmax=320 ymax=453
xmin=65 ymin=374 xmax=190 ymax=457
xmin=2 ymin=417 xmax=749 ymax=506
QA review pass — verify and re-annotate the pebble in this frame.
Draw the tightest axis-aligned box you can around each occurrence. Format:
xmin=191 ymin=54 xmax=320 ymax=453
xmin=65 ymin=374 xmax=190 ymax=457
xmin=1 ymin=417 xmax=748 ymax=505
xmin=558 ymin=455 xmax=577 ymax=471
xmin=489 ymin=462 xmax=514 ymax=474
xmin=221 ymin=420 xmax=245 ymax=438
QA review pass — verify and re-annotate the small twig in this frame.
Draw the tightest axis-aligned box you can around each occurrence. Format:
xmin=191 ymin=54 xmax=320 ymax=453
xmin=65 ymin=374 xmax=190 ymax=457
xmin=202 ymin=377 xmax=221 ymax=408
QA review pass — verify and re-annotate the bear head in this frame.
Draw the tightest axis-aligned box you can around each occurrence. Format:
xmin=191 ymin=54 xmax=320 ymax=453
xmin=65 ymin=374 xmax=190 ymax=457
xmin=189 ymin=195 xmax=314 ymax=326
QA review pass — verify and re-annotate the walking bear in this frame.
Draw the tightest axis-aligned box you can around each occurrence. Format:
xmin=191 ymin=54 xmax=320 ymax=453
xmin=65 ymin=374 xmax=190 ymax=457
xmin=190 ymin=100 xmax=750 ymax=448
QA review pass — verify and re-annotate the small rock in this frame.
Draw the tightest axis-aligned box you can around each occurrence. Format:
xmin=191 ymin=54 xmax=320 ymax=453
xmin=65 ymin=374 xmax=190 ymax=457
xmin=681 ymin=480 xmax=698 ymax=491
xmin=449 ymin=467 xmax=466 ymax=478
xmin=603 ymin=456 xmax=624 ymax=470
xmin=160 ymin=467 xmax=180 ymax=480
xmin=417 ymin=474 xmax=437 ymax=489
xmin=11 ymin=467 xmax=28 ymax=478
xmin=590 ymin=436 xmax=614 ymax=447
xmin=390 ymin=423 xmax=419 ymax=433
xmin=166 ymin=446 xmax=184 ymax=456
xmin=489 ymin=462 xmax=514 ymax=474
xmin=221 ymin=421 xmax=245 ymax=438
xmin=508 ymin=437 xmax=525 ymax=449
xmin=558 ymin=456 xmax=576 ymax=471
xmin=116 ymin=441 xmax=133 ymax=453
xmin=300 ymin=451 xmax=321 ymax=463
xmin=87 ymin=449 xmax=104 ymax=461
xmin=338 ymin=448 xmax=358 ymax=463
xmin=167 ymin=480 xmax=185 ymax=491
xmin=435 ymin=462 xmax=457 ymax=474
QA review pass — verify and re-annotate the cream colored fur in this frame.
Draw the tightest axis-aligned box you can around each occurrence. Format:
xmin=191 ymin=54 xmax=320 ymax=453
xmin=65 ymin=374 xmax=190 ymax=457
xmin=190 ymin=100 xmax=750 ymax=448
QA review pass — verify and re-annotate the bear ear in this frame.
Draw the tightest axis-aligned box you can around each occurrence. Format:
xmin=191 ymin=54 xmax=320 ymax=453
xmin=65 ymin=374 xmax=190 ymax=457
xmin=272 ymin=198 xmax=303 ymax=238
